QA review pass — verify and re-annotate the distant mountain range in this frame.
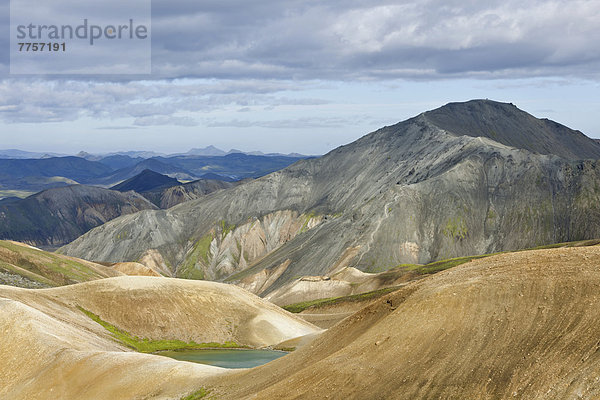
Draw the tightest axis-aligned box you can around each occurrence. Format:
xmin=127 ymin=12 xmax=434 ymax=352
xmin=0 ymin=151 xmax=309 ymax=193
xmin=0 ymin=146 xmax=310 ymax=160
xmin=175 ymin=145 xmax=309 ymax=158
xmin=0 ymin=149 xmax=66 ymax=159
xmin=109 ymin=169 xmax=238 ymax=209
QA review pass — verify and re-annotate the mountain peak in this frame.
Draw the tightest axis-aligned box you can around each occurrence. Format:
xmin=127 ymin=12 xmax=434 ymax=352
xmin=110 ymin=169 xmax=180 ymax=193
xmin=423 ymin=99 xmax=600 ymax=160
xmin=186 ymin=146 xmax=226 ymax=156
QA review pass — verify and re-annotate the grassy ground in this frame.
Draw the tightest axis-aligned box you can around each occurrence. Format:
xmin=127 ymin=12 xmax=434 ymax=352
xmin=397 ymin=239 xmax=600 ymax=275
xmin=180 ymin=389 xmax=211 ymax=400
xmin=0 ymin=240 xmax=109 ymax=286
xmin=283 ymin=239 xmax=600 ymax=314
xmin=283 ymin=286 xmax=402 ymax=313
xmin=79 ymin=306 xmax=245 ymax=353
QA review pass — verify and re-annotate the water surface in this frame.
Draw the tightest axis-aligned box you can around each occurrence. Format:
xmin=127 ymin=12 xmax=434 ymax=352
xmin=158 ymin=348 xmax=288 ymax=369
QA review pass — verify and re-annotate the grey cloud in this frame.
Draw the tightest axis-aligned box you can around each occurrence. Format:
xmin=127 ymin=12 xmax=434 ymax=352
xmin=144 ymin=0 xmax=600 ymax=80
xmin=0 ymin=78 xmax=329 ymax=123
xmin=3 ymin=0 xmax=599 ymax=80
xmin=0 ymin=0 xmax=598 ymax=127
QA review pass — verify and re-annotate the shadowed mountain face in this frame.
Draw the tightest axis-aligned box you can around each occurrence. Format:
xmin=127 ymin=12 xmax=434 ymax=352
xmin=96 ymin=158 xmax=195 ymax=184
xmin=0 ymin=185 xmax=157 ymax=248
xmin=60 ymin=100 xmax=600 ymax=294
xmin=110 ymin=169 xmax=237 ymax=209
xmin=110 ymin=169 xmax=180 ymax=193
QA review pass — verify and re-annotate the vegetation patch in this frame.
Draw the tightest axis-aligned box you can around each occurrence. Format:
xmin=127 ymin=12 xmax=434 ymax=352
xmin=300 ymin=211 xmax=317 ymax=233
xmin=283 ymin=239 xmax=600 ymax=314
xmin=219 ymin=220 xmax=235 ymax=240
xmin=442 ymin=216 xmax=468 ymax=240
xmin=78 ymin=306 xmax=244 ymax=353
xmin=178 ymin=234 xmax=214 ymax=279
xmin=399 ymin=254 xmax=493 ymax=275
xmin=273 ymin=346 xmax=296 ymax=352
xmin=0 ymin=260 xmax=54 ymax=286
xmin=283 ymin=286 xmax=401 ymax=313
xmin=180 ymin=388 xmax=211 ymax=400
xmin=0 ymin=240 xmax=103 ymax=285
xmin=114 ymin=230 xmax=129 ymax=240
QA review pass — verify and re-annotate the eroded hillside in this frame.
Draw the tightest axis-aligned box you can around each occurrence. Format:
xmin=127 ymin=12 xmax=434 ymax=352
xmin=206 ymin=245 xmax=600 ymax=399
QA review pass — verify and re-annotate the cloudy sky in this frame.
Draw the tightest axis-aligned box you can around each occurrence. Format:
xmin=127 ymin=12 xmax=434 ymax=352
xmin=1 ymin=0 xmax=600 ymax=155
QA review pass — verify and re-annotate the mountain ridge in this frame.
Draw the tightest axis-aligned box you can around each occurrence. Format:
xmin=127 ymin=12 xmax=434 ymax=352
xmin=0 ymin=152 xmax=307 ymax=192
xmin=60 ymin=100 xmax=600 ymax=294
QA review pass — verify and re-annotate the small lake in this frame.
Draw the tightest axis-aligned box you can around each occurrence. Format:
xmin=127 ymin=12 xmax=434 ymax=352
xmin=157 ymin=349 xmax=288 ymax=369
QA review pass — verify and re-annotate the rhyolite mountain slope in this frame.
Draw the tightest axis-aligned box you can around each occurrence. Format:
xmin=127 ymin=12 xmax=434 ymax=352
xmin=0 ymin=276 xmax=320 ymax=399
xmin=207 ymin=245 xmax=600 ymax=399
xmin=0 ymin=185 xmax=157 ymax=248
xmin=61 ymin=100 xmax=600 ymax=294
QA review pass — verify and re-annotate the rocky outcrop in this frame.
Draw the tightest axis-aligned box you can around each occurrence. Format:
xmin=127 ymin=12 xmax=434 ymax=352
xmin=137 ymin=249 xmax=173 ymax=277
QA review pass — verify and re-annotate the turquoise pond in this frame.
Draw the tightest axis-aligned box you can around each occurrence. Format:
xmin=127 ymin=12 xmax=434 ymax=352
xmin=157 ymin=349 xmax=288 ymax=369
